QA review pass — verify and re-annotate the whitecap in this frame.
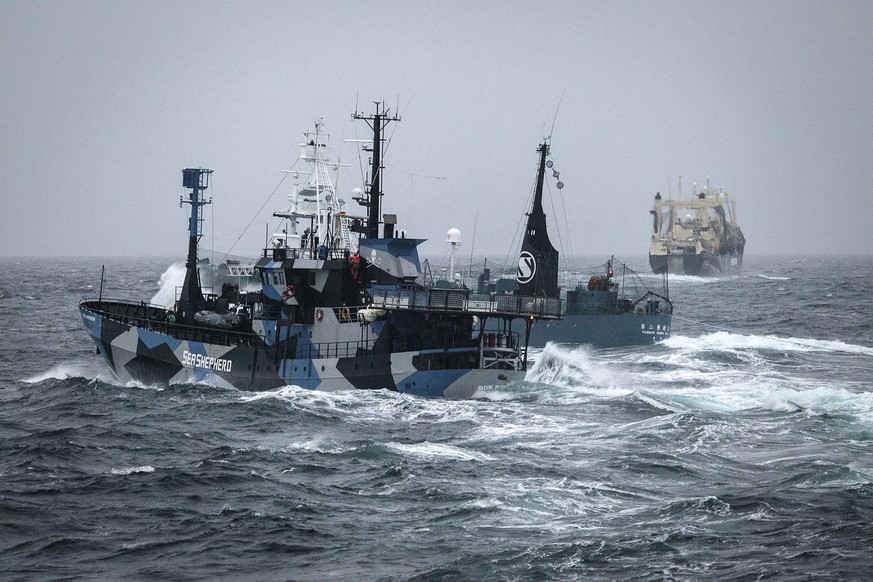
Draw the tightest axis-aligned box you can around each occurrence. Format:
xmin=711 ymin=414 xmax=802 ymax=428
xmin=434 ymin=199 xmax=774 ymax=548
xmin=525 ymin=342 xmax=622 ymax=393
xmin=756 ymin=274 xmax=792 ymax=281
xmin=762 ymin=386 xmax=873 ymax=420
xmin=110 ymin=465 xmax=155 ymax=475
xmin=383 ymin=441 xmax=493 ymax=462
xmin=150 ymin=262 xmax=186 ymax=308
xmin=663 ymin=331 xmax=873 ymax=356
xmin=664 ymin=274 xmax=722 ymax=284
xmin=237 ymin=385 xmax=306 ymax=402
xmin=23 ymin=362 xmax=117 ymax=384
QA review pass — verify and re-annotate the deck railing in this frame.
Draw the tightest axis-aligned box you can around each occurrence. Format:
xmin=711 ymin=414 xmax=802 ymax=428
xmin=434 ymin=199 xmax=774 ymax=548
xmin=368 ymin=288 xmax=563 ymax=319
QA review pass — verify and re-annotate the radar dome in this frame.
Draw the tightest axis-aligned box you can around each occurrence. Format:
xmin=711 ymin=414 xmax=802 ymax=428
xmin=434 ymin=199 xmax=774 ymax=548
xmin=446 ymin=228 xmax=461 ymax=243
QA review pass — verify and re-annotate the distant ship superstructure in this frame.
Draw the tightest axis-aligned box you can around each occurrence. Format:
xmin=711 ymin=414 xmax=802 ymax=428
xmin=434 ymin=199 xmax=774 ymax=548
xmin=649 ymin=179 xmax=745 ymax=276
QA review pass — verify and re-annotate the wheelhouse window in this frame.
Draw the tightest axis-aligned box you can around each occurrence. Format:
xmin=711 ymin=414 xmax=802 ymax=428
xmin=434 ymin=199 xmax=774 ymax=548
xmin=269 ymin=270 xmax=285 ymax=286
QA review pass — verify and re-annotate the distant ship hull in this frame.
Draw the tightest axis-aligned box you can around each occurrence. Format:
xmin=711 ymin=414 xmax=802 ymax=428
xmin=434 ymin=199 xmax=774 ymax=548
xmin=528 ymin=312 xmax=671 ymax=347
xmin=649 ymin=250 xmax=743 ymax=277
xmin=479 ymin=257 xmax=672 ymax=349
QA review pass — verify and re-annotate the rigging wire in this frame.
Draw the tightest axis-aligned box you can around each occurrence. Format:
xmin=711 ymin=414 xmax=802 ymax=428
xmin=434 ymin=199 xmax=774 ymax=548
xmin=498 ymin=165 xmax=538 ymax=278
xmin=221 ymin=172 xmax=290 ymax=261
xmin=468 ymin=212 xmax=478 ymax=283
xmin=545 ymin=179 xmax=566 ymax=275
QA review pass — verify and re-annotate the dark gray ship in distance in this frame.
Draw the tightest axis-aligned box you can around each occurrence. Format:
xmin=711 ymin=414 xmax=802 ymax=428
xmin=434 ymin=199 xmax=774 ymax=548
xmin=472 ymin=138 xmax=672 ymax=348
xmin=649 ymin=179 xmax=745 ymax=276
xmin=476 ymin=257 xmax=672 ymax=348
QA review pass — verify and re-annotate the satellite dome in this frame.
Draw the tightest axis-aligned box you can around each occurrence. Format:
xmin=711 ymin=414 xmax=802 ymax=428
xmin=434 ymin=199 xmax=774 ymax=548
xmin=446 ymin=228 xmax=461 ymax=243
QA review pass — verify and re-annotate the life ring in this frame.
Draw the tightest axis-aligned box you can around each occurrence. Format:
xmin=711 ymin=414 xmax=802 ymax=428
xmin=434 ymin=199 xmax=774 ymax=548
xmin=281 ymin=284 xmax=295 ymax=302
xmin=340 ymin=307 xmax=350 ymax=321
xmin=315 ymin=308 xmax=323 ymax=321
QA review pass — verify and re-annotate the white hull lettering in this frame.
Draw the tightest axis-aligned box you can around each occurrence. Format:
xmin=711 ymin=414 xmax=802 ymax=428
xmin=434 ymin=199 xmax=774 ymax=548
xmin=182 ymin=350 xmax=233 ymax=372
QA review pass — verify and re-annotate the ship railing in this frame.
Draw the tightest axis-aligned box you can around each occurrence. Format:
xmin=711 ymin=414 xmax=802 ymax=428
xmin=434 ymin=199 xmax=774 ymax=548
xmin=297 ymin=339 xmax=377 ymax=360
xmin=297 ymin=335 xmax=478 ymax=360
xmin=266 ymin=246 xmax=351 ymax=262
xmin=296 ymin=330 xmax=524 ymax=363
xmin=368 ymin=289 xmax=563 ymax=319
xmin=80 ymin=299 xmax=259 ymax=348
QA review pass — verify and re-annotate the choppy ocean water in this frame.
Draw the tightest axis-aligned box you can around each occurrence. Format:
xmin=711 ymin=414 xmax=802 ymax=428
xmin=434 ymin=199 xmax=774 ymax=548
xmin=1 ymin=255 xmax=872 ymax=580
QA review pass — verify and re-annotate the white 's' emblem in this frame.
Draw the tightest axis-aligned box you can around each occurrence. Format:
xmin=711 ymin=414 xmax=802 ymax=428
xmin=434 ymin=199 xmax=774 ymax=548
xmin=517 ymin=251 xmax=536 ymax=284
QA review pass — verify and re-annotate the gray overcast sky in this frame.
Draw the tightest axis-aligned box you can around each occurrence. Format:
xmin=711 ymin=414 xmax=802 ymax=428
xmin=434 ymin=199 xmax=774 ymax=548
xmin=2 ymin=0 xmax=872 ymax=261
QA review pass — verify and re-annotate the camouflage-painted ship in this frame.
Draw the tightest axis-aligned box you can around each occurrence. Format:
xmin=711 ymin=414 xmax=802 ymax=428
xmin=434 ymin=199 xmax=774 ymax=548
xmin=79 ymin=105 xmax=562 ymax=398
xmin=648 ymin=179 xmax=746 ymax=276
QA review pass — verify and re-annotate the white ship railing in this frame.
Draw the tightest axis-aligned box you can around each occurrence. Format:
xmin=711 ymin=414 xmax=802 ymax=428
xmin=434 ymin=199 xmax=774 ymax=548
xmin=368 ymin=289 xmax=563 ymax=319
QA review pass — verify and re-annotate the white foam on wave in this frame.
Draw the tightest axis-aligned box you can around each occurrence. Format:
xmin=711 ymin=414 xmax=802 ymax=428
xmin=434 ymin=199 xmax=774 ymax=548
xmin=238 ymin=384 xmax=481 ymax=425
xmin=383 ymin=441 xmax=493 ymax=462
xmin=632 ymin=380 xmax=780 ymax=413
xmin=23 ymin=362 xmax=117 ymax=385
xmin=634 ymin=390 xmax=684 ymax=413
xmin=666 ymin=274 xmax=722 ymax=284
xmin=150 ymin=262 xmax=186 ymax=308
xmin=282 ymin=439 xmax=357 ymax=455
xmin=761 ymin=386 xmax=873 ymax=420
xmin=756 ymin=274 xmax=792 ymax=281
xmin=663 ymin=332 xmax=873 ymax=356
xmin=470 ymin=410 xmax=577 ymax=446
xmin=525 ymin=343 xmax=627 ymax=396
xmin=238 ymin=385 xmax=306 ymax=402
xmin=110 ymin=465 xmax=155 ymax=475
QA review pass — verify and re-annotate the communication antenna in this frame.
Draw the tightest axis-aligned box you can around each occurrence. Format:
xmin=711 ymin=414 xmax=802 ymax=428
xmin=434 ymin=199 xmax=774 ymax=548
xmin=447 ymin=228 xmax=461 ymax=283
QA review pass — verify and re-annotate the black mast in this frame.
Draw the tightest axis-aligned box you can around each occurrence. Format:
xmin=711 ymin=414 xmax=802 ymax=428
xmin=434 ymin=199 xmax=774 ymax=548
xmin=516 ymin=142 xmax=559 ymax=297
xmin=353 ymin=102 xmax=400 ymax=239
xmin=179 ymin=168 xmax=213 ymax=324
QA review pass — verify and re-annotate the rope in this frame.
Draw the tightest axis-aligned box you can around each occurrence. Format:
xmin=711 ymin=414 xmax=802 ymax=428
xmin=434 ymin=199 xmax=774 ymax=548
xmin=222 ymin=172 xmax=289 ymax=261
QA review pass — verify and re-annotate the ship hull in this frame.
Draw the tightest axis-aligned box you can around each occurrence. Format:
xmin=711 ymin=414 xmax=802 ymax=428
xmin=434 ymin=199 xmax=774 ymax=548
xmin=80 ymin=303 xmax=523 ymax=399
xmin=649 ymin=251 xmax=743 ymax=277
xmin=527 ymin=312 xmax=671 ymax=348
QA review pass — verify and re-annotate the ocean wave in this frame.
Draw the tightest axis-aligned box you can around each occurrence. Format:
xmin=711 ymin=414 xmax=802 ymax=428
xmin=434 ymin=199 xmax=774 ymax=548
xmin=110 ymin=465 xmax=156 ymax=475
xmin=382 ymin=441 xmax=493 ymax=462
xmin=664 ymin=274 xmax=723 ymax=284
xmin=761 ymin=386 xmax=873 ymax=420
xmin=22 ymin=362 xmax=117 ymax=385
xmin=526 ymin=343 xmax=623 ymax=393
xmin=238 ymin=384 xmax=484 ymax=427
xmin=756 ymin=274 xmax=792 ymax=281
xmin=150 ymin=262 xmax=186 ymax=308
xmin=663 ymin=332 xmax=873 ymax=356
